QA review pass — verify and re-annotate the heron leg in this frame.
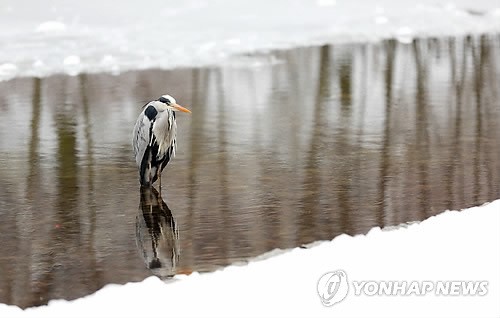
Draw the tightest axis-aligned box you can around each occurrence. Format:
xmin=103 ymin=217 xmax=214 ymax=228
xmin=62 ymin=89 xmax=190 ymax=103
xmin=159 ymin=172 xmax=162 ymax=196
xmin=148 ymin=162 xmax=152 ymax=188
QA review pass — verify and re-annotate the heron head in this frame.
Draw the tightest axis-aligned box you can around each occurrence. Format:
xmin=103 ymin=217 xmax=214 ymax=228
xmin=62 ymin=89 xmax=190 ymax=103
xmin=156 ymin=94 xmax=191 ymax=113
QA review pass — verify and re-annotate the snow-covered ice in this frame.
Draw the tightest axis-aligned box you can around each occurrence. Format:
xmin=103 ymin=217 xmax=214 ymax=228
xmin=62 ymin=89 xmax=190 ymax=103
xmin=0 ymin=200 xmax=498 ymax=317
xmin=1 ymin=0 xmax=500 ymax=80
xmin=34 ymin=21 xmax=67 ymax=34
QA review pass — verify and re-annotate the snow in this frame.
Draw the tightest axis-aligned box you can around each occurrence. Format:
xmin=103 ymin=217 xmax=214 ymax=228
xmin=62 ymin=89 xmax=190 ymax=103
xmin=1 ymin=0 xmax=500 ymax=81
xmin=34 ymin=21 xmax=67 ymax=33
xmin=0 ymin=63 xmax=18 ymax=80
xmin=0 ymin=200 xmax=498 ymax=317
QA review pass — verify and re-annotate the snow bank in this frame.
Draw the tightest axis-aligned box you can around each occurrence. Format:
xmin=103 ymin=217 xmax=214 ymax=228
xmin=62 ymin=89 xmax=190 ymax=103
xmin=1 ymin=200 xmax=498 ymax=317
xmin=1 ymin=0 xmax=500 ymax=80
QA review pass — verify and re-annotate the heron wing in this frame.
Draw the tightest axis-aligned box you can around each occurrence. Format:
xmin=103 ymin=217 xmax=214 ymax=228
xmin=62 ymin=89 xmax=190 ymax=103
xmin=132 ymin=109 xmax=152 ymax=168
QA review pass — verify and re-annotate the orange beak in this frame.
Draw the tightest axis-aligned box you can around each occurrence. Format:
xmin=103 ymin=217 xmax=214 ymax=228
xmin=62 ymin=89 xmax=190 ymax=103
xmin=173 ymin=103 xmax=191 ymax=113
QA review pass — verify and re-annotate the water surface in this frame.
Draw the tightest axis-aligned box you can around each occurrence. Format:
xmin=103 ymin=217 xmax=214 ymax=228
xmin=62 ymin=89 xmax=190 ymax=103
xmin=0 ymin=34 xmax=499 ymax=308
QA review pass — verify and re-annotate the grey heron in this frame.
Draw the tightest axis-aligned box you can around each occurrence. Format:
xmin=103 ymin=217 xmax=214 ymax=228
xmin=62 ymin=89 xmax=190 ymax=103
xmin=132 ymin=94 xmax=191 ymax=188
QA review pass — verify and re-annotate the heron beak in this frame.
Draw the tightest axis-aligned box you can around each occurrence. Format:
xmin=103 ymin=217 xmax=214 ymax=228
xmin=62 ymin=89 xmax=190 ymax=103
xmin=173 ymin=103 xmax=191 ymax=113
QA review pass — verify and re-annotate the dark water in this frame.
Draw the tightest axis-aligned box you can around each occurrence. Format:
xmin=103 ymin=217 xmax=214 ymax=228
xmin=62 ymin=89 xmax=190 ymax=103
xmin=0 ymin=34 xmax=499 ymax=308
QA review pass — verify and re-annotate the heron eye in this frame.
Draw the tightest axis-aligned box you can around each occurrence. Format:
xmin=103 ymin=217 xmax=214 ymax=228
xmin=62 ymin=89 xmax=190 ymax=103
xmin=158 ymin=96 xmax=171 ymax=105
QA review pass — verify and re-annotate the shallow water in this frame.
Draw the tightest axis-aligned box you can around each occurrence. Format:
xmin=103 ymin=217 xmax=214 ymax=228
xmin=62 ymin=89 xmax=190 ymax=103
xmin=0 ymin=34 xmax=499 ymax=308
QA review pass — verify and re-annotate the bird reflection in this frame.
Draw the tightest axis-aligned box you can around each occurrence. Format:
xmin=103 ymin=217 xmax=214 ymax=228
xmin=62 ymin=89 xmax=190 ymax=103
xmin=136 ymin=186 xmax=179 ymax=278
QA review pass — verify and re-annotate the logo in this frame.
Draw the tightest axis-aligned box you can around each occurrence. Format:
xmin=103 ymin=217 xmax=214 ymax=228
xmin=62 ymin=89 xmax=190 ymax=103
xmin=317 ymin=270 xmax=349 ymax=306
xmin=317 ymin=269 xmax=489 ymax=307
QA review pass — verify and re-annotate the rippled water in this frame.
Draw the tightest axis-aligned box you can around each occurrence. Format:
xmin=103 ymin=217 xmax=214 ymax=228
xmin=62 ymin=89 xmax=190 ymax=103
xmin=0 ymin=34 xmax=499 ymax=308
